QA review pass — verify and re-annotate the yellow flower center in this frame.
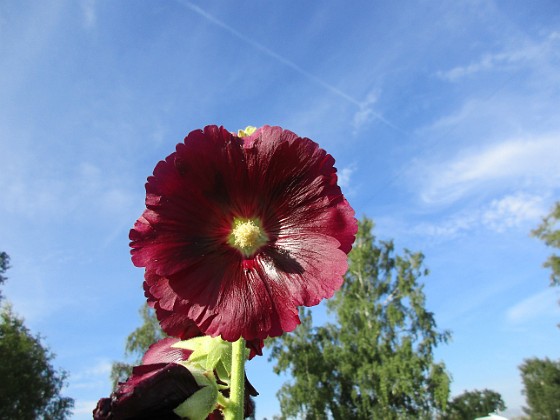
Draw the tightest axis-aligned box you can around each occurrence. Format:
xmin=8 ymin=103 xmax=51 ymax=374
xmin=237 ymin=126 xmax=257 ymax=138
xmin=228 ymin=218 xmax=268 ymax=256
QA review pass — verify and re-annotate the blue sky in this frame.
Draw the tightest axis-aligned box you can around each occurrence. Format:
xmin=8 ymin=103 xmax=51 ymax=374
xmin=1 ymin=1 xmax=559 ymax=418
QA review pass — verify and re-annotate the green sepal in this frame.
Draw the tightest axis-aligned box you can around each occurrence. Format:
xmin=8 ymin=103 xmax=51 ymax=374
xmin=215 ymin=360 xmax=231 ymax=387
xmin=208 ymin=339 xmax=232 ymax=373
xmin=172 ymin=335 xmax=233 ymax=384
xmin=173 ymin=364 xmax=219 ymax=420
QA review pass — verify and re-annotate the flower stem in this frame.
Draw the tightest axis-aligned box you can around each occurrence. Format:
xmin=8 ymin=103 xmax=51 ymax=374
xmin=225 ymin=338 xmax=246 ymax=420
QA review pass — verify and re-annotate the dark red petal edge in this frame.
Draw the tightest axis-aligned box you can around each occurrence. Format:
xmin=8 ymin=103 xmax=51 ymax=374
xmin=93 ymin=363 xmax=200 ymax=420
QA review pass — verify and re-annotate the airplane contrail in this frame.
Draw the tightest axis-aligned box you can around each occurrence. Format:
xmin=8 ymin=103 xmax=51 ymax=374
xmin=176 ymin=1 xmax=404 ymax=134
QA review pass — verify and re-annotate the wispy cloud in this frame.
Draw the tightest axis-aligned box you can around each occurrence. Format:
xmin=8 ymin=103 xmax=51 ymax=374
xmin=73 ymin=359 xmax=112 ymax=382
xmin=81 ymin=0 xmax=96 ymax=29
xmin=0 ymin=3 xmax=63 ymax=95
xmin=416 ymin=135 xmax=560 ymax=205
xmin=68 ymin=358 xmax=113 ymax=420
xmin=438 ymin=50 xmax=526 ymax=82
xmin=352 ymin=90 xmax=379 ymax=133
xmin=0 ymin=159 xmax=136 ymax=221
xmin=437 ymin=274 xmax=518 ymax=327
xmin=437 ymin=31 xmax=560 ymax=82
xmin=506 ymin=288 xmax=560 ymax=324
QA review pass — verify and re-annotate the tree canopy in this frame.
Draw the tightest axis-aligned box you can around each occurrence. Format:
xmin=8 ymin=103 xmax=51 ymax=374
xmin=0 ymin=251 xmax=10 ymax=301
xmin=0 ymin=303 xmax=74 ymax=419
xmin=520 ymin=357 xmax=560 ymax=419
xmin=269 ymin=217 xmax=451 ymax=419
xmin=532 ymin=201 xmax=560 ymax=286
xmin=0 ymin=252 xmax=74 ymax=419
xmin=442 ymin=389 xmax=506 ymax=420
xmin=110 ymin=303 xmax=165 ymax=387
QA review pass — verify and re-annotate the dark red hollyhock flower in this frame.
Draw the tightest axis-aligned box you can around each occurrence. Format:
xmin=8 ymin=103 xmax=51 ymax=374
xmin=93 ymin=337 xmax=258 ymax=419
xmin=130 ymin=125 xmax=357 ymax=342
xmin=93 ymin=338 xmax=199 ymax=420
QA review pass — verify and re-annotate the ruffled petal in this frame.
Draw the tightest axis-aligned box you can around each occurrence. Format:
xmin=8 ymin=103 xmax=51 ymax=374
xmin=141 ymin=337 xmax=192 ymax=365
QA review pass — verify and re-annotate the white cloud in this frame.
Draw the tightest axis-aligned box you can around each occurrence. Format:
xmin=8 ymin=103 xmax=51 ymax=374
xmin=337 ymin=164 xmax=355 ymax=190
xmin=73 ymin=400 xmax=99 ymax=415
xmin=506 ymin=288 xmax=560 ymax=324
xmin=414 ymin=212 xmax=476 ymax=239
xmin=70 ymin=359 xmax=113 ymax=391
xmin=418 ymin=135 xmax=560 ymax=205
xmin=413 ymin=193 xmax=548 ymax=238
xmin=482 ymin=193 xmax=547 ymax=233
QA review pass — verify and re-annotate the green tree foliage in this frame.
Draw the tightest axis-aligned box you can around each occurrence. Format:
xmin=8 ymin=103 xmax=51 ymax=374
xmin=269 ymin=217 xmax=451 ymax=419
xmin=110 ymin=303 xmax=165 ymax=387
xmin=0 ymin=251 xmax=10 ymax=300
xmin=520 ymin=357 xmax=560 ymax=419
xmin=0 ymin=303 xmax=74 ymax=419
xmin=532 ymin=202 xmax=560 ymax=286
xmin=442 ymin=389 xmax=506 ymax=420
